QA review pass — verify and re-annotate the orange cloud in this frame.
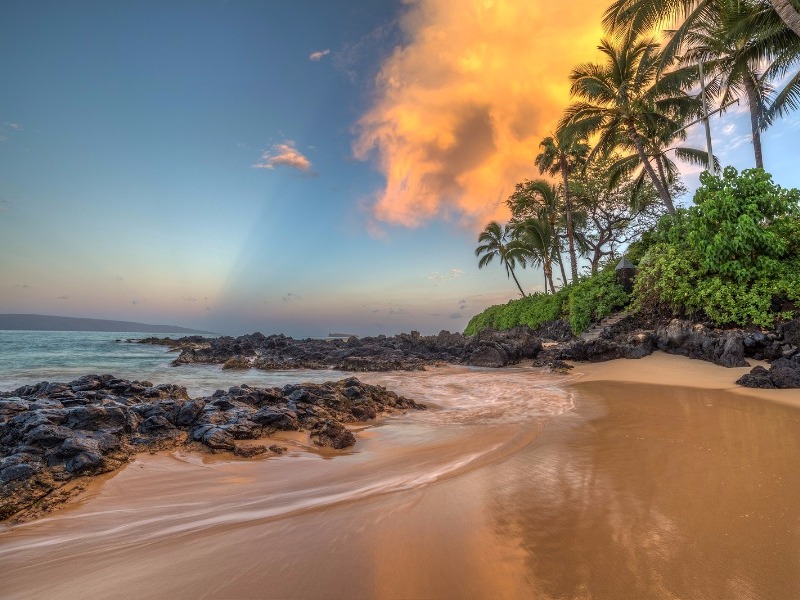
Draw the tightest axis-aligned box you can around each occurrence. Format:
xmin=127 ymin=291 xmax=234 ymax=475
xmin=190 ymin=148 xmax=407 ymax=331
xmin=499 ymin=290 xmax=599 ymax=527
xmin=355 ymin=0 xmax=605 ymax=228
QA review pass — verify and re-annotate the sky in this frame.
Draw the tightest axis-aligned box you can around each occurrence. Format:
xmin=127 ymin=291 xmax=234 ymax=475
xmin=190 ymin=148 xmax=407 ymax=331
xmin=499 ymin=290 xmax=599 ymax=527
xmin=1 ymin=0 xmax=798 ymax=337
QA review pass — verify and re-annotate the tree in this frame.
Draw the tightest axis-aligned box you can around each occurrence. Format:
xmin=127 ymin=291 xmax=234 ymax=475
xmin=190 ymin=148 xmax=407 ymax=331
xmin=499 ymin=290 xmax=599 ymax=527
xmin=475 ymin=221 xmax=527 ymax=297
xmin=509 ymin=218 xmax=559 ymax=293
xmin=506 ymin=179 xmax=569 ymax=288
xmin=561 ymin=32 xmax=700 ymax=214
xmin=603 ymin=0 xmax=800 ymax=41
xmin=677 ymin=0 xmax=800 ymax=168
xmin=572 ymin=155 xmax=666 ymax=274
xmin=534 ymin=131 xmax=589 ymax=283
xmin=633 ymin=167 xmax=800 ymax=326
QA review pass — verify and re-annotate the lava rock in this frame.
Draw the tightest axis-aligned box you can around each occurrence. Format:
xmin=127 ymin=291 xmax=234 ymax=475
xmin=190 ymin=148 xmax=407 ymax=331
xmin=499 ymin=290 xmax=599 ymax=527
xmin=310 ymin=420 xmax=356 ymax=449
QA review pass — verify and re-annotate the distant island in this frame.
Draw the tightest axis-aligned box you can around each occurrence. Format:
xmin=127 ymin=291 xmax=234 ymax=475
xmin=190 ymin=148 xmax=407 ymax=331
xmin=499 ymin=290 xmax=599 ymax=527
xmin=0 ymin=314 xmax=214 ymax=334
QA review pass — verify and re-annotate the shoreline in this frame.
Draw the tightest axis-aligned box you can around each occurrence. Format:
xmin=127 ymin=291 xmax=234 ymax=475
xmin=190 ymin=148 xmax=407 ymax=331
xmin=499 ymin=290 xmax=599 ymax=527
xmin=568 ymin=350 xmax=800 ymax=409
xmin=1 ymin=357 xmax=800 ymax=597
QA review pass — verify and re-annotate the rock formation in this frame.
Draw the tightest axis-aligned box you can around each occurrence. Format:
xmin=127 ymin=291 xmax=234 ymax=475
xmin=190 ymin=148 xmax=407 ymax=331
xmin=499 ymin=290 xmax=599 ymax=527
xmin=0 ymin=374 xmax=424 ymax=522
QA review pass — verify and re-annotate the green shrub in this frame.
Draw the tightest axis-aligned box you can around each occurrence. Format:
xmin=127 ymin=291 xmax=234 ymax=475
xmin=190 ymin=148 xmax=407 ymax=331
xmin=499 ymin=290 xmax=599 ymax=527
xmin=463 ymin=292 xmax=567 ymax=335
xmin=634 ymin=168 xmax=800 ymax=327
xmin=568 ymin=269 xmax=630 ymax=334
xmin=464 ymin=268 xmax=630 ymax=336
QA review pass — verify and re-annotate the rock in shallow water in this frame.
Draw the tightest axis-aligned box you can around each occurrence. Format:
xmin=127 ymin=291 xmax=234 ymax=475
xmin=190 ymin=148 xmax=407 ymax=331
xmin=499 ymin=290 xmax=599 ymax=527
xmin=0 ymin=374 xmax=425 ymax=522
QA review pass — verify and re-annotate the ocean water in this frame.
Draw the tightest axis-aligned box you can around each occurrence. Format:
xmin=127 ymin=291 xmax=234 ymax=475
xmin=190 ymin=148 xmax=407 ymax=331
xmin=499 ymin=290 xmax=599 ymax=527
xmin=0 ymin=330 xmax=575 ymax=423
xmin=0 ymin=330 xmax=347 ymax=397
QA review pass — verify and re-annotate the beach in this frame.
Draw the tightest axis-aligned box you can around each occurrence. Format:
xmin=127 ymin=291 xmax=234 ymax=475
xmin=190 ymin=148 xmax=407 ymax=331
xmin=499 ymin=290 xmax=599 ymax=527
xmin=1 ymin=353 xmax=799 ymax=599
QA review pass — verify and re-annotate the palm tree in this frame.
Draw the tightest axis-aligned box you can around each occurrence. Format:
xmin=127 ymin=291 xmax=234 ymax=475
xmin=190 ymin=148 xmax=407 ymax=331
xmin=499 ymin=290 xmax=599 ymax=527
xmin=606 ymin=127 xmax=716 ymax=199
xmin=506 ymin=179 xmax=570 ymax=288
xmin=561 ymin=32 xmax=700 ymax=213
xmin=677 ymin=0 xmax=799 ymax=168
xmin=509 ymin=218 xmax=559 ymax=293
xmin=534 ymin=131 xmax=589 ymax=283
xmin=603 ymin=0 xmax=800 ymax=41
xmin=475 ymin=221 xmax=527 ymax=297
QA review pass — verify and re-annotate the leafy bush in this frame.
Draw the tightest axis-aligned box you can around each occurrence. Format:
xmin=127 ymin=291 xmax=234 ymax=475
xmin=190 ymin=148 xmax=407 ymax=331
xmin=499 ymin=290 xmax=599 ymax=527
xmin=568 ymin=269 xmax=630 ymax=334
xmin=464 ymin=267 xmax=630 ymax=336
xmin=634 ymin=168 xmax=800 ymax=326
xmin=464 ymin=292 xmax=567 ymax=335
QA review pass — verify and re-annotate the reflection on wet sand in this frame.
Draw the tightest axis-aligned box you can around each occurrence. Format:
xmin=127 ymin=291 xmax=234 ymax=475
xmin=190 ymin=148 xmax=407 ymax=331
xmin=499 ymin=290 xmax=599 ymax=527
xmin=488 ymin=382 xmax=800 ymax=599
xmin=1 ymin=363 xmax=800 ymax=599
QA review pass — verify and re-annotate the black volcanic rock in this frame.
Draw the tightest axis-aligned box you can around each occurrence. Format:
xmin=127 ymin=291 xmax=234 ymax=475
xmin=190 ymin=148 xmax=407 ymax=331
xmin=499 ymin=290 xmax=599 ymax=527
xmin=145 ymin=327 xmax=542 ymax=371
xmin=0 ymin=374 xmax=425 ymax=522
xmin=654 ymin=320 xmax=748 ymax=367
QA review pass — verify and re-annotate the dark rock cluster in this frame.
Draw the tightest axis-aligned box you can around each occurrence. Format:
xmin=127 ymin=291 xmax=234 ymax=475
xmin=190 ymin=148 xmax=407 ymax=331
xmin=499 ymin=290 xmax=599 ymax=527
xmin=552 ymin=317 xmax=754 ymax=367
xmin=0 ymin=374 xmax=424 ymax=521
xmin=143 ymin=327 xmax=546 ymax=371
xmin=736 ymin=356 xmax=800 ymax=389
xmin=142 ymin=317 xmax=800 ymax=389
xmin=535 ymin=315 xmax=800 ymax=388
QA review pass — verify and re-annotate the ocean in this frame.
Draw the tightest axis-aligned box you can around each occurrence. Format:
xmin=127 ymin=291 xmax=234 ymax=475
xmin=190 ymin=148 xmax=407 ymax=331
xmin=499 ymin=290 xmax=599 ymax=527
xmin=0 ymin=330 xmax=346 ymax=397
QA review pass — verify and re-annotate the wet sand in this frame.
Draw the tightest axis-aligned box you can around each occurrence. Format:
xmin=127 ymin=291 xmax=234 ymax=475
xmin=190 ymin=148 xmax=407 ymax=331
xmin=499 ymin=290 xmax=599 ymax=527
xmin=2 ymin=357 xmax=800 ymax=599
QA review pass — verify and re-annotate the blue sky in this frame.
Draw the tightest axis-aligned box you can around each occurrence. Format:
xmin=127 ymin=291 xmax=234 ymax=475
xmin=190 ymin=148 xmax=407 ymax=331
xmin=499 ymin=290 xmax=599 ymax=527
xmin=1 ymin=1 xmax=798 ymax=336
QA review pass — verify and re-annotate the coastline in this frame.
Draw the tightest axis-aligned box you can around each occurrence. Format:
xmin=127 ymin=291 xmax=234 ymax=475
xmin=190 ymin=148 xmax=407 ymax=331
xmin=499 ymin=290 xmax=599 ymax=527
xmin=569 ymin=350 xmax=800 ymax=409
xmin=1 ymin=356 xmax=800 ymax=598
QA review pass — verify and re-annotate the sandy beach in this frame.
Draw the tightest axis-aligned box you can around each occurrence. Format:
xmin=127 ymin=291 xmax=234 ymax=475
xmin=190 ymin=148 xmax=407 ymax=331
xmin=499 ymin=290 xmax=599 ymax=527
xmin=2 ymin=354 xmax=799 ymax=599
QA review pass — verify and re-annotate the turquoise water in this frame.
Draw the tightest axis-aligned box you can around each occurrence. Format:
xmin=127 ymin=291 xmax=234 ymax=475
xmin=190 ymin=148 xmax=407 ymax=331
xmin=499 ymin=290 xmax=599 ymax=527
xmin=0 ymin=330 xmax=347 ymax=397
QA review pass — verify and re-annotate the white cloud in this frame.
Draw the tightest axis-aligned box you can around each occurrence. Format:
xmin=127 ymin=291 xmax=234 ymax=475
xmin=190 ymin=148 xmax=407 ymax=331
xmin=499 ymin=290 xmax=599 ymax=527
xmin=309 ymin=49 xmax=331 ymax=61
xmin=427 ymin=268 xmax=465 ymax=280
xmin=722 ymin=123 xmax=736 ymax=136
xmin=0 ymin=122 xmax=22 ymax=141
xmin=252 ymin=142 xmax=313 ymax=172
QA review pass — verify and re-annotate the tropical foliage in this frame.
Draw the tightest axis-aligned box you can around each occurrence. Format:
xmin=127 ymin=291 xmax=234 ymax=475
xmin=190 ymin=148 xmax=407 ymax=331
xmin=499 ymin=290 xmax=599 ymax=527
xmin=475 ymin=221 xmax=528 ymax=298
xmin=560 ymin=31 xmax=701 ymax=213
xmin=633 ymin=167 xmax=800 ymax=326
xmin=470 ymin=0 xmax=800 ymax=336
xmin=463 ymin=267 xmax=630 ymax=336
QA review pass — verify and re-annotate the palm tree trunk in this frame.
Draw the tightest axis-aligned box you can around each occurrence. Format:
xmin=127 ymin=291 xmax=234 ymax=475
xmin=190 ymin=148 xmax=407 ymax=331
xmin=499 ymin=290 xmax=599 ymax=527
xmin=557 ymin=254 xmax=568 ymax=289
xmin=627 ymin=122 xmax=675 ymax=214
xmin=744 ymin=77 xmax=765 ymax=169
xmin=509 ymin=267 xmax=526 ymax=298
xmin=654 ymin=156 xmax=671 ymax=198
xmin=560 ymin=160 xmax=579 ymax=282
xmin=544 ymin=263 xmax=555 ymax=295
xmin=770 ymin=0 xmax=800 ymax=38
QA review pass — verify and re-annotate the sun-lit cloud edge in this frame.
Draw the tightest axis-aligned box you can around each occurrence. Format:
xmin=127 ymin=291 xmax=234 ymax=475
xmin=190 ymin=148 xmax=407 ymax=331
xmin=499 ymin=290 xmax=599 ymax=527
xmin=354 ymin=0 xmax=607 ymax=231
xmin=253 ymin=142 xmax=313 ymax=172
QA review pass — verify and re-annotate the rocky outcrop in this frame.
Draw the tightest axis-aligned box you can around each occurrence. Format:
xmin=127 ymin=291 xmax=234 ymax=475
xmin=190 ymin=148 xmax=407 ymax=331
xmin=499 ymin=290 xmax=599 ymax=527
xmin=463 ymin=326 xmax=542 ymax=367
xmin=653 ymin=320 xmax=748 ymax=367
xmin=0 ymin=374 xmax=425 ymax=522
xmin=737 ymin=354 xmax=800 ymax=390
xmin=142 ymin=328 xmax=544 ymax=371
xmin=546 ymin=314 xmax=799 ymax=379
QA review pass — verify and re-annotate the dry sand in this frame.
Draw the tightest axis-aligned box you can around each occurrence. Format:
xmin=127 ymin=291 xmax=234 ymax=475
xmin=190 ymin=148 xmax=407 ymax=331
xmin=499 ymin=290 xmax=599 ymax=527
xmin=1 ymin=356 xmax=799 ymax=599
